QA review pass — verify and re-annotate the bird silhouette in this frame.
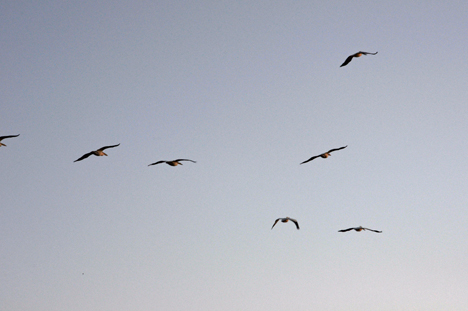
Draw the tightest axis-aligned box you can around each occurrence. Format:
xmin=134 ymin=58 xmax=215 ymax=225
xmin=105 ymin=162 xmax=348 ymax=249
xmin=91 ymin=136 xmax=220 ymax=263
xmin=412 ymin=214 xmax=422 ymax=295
xmin=338 ymin=226 xmax=382 ymax=233
xmin=340 ymin=51 xmax=378 ymax=67
xmin=148 ymin=159 xmax=196 ymax=166
xmin=74 ymin=144 xmax=120 ymax=162
xmin=300 ymin=145 xmax=347 ymax=164
xmin=271 ymin=217 xmax=300 ymax=230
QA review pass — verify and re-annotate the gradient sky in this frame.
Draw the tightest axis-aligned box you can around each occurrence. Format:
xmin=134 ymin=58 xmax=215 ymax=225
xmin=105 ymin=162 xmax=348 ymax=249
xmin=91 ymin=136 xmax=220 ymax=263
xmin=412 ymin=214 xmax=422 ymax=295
xmin=2 ymin=1 xmax=468 ymax=310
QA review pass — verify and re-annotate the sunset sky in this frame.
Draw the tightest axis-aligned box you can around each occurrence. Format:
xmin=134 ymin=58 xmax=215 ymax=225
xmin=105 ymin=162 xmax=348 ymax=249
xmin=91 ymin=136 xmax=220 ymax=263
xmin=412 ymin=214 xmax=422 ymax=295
xmin=2 ymin=1 xmax=468 ymax=310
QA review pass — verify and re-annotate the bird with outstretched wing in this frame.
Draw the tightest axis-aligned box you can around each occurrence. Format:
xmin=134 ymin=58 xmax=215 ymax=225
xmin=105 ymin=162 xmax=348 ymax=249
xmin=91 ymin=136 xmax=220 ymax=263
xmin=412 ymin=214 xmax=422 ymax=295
xmin=340 ymin=51 xmax=378 ymax=67
xmin=338 ymin=226 xmax=382 ymax=233
xmin=74 ymin=144 xmax=120 ymax=162
xmin=300 ymin=145 xmax=347 ymax=164
xmin=148 ymin=159 xmax=196 ymax=166
xmin=271 ymin=217 xmax=300 ymax=230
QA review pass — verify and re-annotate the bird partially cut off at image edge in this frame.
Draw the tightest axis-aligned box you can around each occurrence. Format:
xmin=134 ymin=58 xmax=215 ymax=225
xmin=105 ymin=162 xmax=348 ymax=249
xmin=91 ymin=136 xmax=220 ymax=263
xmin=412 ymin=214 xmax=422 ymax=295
xmin=338 ymin=226 xmax=382 ymax=233
xmin=0 ymin=134 xmax=20 ymax=147
xmin=271 ymin=217 xmax=300 ymax=230
xmin=340 ymin=51 xmax=378 ymax=67
xmin=300 ymin=145 xmax=347 ymax=164
xmin=74 ymin=144 xmax=120 ymax=162
xmin=148 ymin=159 xmax=196 ymax=166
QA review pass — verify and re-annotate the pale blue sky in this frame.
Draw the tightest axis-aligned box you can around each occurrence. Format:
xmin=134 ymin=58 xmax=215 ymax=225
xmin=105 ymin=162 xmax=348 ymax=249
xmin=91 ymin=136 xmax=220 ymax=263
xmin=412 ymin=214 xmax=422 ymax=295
xmin=2 ymin=1 xmax=468 ymax=310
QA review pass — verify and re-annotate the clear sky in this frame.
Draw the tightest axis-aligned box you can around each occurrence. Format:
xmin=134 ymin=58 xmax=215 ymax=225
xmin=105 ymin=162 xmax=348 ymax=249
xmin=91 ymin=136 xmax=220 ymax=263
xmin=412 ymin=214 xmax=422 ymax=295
xmin=2 ymin=1 xmax=468 ymax=310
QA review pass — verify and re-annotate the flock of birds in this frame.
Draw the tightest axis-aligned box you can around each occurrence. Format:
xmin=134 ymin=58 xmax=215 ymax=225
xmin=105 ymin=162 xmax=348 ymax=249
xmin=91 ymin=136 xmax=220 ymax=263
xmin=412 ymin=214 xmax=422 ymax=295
xmin=2 ymin=51 xmax=382 ymax=234
xmin=272 ymin=51 xmax=381 ymax=233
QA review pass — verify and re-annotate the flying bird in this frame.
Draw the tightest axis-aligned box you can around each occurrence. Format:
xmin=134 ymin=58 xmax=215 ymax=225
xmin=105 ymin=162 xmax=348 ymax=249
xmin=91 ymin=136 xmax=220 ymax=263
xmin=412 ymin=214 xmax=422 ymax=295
xmin=300 ymin=145 xmax=347 ymax=164
xmin=74 ymin=144 xmax=120 ymax=162
xmin=340 ymin=51 xmax=378 ymax=67
xmin=148 ymin=159 xmax=196 ymax=166
xmin=0 ymin=134 xmax=20 ymax=147
xmin=271 ymin=217 xmax=300 ymax=230
xmin=338 ymin=226 xmax=382 ymax=233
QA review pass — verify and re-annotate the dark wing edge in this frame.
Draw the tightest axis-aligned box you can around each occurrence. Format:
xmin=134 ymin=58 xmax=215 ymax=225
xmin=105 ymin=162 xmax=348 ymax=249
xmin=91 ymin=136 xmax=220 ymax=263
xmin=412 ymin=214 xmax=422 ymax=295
xmin=340 ymin=55 xmax=354 ymax=67
xmin=99 ymin=143 xmax=120 ymax=151
xmin=327 ymin=145 xmax=348 ymax=153
xmin=338 ymin=228 xmax=354 ymax=232
xmin=300 ymin=155 xmax=319 ymax=165
xmin=74 ymin=152 xmax=93 ymax=162
xmin=0 ymin=134 xmax=20 ymax=140
xmin=148 ymin=161 xmax=165 ymax=166
xmin=291 ymin=219 xmax=300 ymax=230
xmin=175 ymin=159 xmax=196 ymax=163
xmin=360 ymin=51 xmax=378 ymax=55
xmin=271 ymin=219 xmax=280 ymax=230
xmin=364 ymin=228 xmax=382 ymax=233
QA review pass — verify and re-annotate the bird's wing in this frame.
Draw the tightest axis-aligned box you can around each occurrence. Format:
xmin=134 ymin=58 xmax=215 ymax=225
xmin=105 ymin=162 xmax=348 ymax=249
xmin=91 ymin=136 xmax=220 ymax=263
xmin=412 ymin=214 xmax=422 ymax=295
xmin=271 ymin=218 xmax=281 ymax=230
xmin=327 ymin=145 xmax=348 ymax=153
xmin=360 ymin=51 xmax=378 ymax=55
xmin=364 ymin=227 xmax=382 ymax=233
xmin=340 ymin=55 xmax=354 ymax=67
xmin=175 ymin=159 xmax=196 ymax=163
xmin=74 ymin=152 xmax=93 ymax=162
xmin=338 ymin=228 xmax=354 ymax=232
xmin=300 ymin=155 xmax=320 ymax=164
xmin=0 ymin=134 xmax=20 ymax=140
xmin=148 ymin=161 xmax=166 ymax=166
xmin=290 ymin=219 xmax=300 ymax=230
xmin=98 ymin=143 xmax=120 ymax=151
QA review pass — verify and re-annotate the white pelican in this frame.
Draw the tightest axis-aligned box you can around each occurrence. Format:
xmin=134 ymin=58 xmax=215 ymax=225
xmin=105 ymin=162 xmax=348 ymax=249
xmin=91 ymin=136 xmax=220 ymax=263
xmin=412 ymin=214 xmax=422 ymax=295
xmin=0 ymin=134 xmax=20 ymax=147
xmin=340 ymin=51 xmax=378 ymax=67
xmin=271 ymin=217 xmax=300 ymax=230
xmin=338 ymin=226 xmax=382 ymax=233
xmin=148 ymin=159 xmax=196 ymax=166
xmin=74 ymin=144 xmax=120 ymax=162
xmin=300 ymin=145 xmax=347 ymax=164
